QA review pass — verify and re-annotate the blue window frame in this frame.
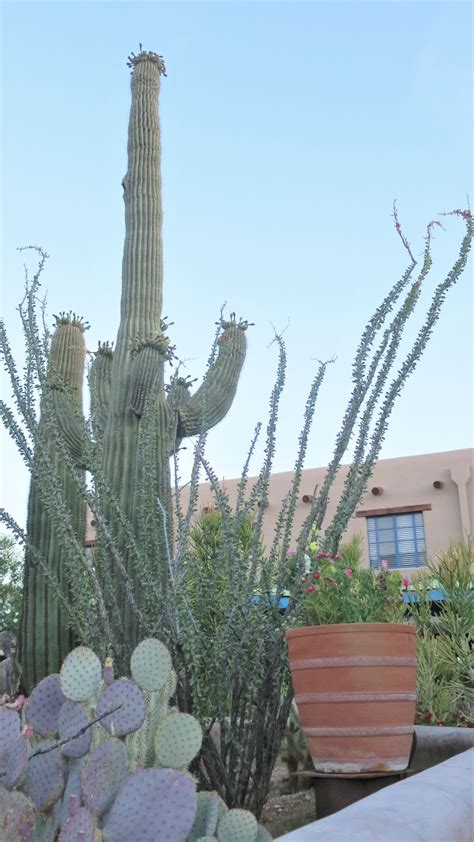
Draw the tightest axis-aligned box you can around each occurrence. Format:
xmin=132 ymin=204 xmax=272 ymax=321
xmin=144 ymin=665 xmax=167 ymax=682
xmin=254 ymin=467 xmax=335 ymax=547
xmin=367 ymin=512 xmax=426 ymax=569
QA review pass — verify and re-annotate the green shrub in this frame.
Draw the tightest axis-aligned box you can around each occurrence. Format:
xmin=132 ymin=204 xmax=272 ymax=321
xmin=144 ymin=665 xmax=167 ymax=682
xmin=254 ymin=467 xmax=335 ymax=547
xmin=0 ymin=534 xmax=23 ymax=634
xmin=411 ymin=539 xmax=473 ymax=727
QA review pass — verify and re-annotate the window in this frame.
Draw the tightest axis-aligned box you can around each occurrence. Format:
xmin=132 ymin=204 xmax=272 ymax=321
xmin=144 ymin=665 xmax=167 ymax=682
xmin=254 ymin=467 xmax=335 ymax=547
xmin=367 ymin=512 xmax=426 ymax=569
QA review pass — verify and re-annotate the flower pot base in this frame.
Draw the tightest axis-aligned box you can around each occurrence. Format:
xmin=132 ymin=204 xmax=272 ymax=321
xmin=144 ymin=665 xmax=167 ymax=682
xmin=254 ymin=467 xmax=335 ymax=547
xmin=310 ymin=757 xmax=410 ymax=774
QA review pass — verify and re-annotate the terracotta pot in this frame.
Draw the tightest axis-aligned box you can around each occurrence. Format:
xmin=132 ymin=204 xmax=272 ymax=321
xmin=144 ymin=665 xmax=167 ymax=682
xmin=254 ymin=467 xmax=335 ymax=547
xmin=286 ymin=623 xmax=416 ymax=774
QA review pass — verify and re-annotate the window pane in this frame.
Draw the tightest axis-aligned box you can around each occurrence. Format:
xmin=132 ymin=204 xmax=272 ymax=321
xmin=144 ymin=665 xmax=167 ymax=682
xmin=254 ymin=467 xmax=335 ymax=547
xmin=366 ymin=511 xmax=426 ymax=569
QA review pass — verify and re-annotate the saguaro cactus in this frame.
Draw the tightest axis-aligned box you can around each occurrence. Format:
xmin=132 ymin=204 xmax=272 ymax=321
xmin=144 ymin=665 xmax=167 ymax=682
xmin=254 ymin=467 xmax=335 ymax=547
xmin=91 ymin=50 xmax=248 ymax=649
xmin=21 ymin=315 xmax=87 ymax=688
xmin=21 ymin=49 xmax=248 ymax=680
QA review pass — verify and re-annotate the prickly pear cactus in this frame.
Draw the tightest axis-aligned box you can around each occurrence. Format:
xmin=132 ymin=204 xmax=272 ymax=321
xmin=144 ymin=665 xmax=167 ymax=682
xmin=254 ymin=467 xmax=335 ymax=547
xmin=0 ymin=639 xmax=272 ymax=841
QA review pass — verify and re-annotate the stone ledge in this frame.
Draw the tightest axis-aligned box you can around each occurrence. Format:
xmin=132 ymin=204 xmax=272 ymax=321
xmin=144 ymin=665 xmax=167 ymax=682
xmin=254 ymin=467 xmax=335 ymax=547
xmin=280 ymin=748 xmax=473 ymax=841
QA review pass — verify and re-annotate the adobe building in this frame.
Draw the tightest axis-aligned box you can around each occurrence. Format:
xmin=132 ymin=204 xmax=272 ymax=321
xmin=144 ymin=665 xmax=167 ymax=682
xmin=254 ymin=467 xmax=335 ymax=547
xmin=182 ymin=448 xmax=473 ymax=577
xmin=85 ymin=448 xmax=472 ymax=577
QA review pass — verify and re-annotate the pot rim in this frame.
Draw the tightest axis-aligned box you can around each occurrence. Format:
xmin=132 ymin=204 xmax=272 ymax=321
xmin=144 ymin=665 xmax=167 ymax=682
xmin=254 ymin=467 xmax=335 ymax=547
xmin=286 ymin=622 xmax=415 ymax=639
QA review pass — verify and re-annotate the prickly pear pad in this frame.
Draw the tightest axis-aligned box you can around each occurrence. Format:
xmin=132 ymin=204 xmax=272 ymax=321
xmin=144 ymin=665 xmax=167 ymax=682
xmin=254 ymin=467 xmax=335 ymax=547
xmin=103 ymin=768 xmax=196 ymax=842
xmin=0 ymin=706 xmax=20 ymax=749
xmin=188 ymin=791 xmax=226 ymax=840
xmin=81 ymin=739 xmax=129 ymax=818
xmin=217 ymin=808 xmax=258 ymax=842
xmin=25 ymin=674 xmax=66 ymax=736
xmin=255 ymin=826 xmax=273 ymax=841
xmin=0 ymin=734 xmax=29 ymax=790
xmin=58 ymin=806 xmax=95 ymax=842
xmin=130 ymin=638 xmax=172 ymax=692
xmin=58 ymin=700 xmax=92 ymax=759
xmin=155 ymin=712 xmax=202 ymax=768
xmin=25 ymin=740 xmax=66 ymax=811
xmin=53 ymin=758 xmax=86 ymax=830
xmin=0 ymin=787 xmax=36 ymax=842
xmin=96 ymin=679 xmax=147 ymax=736
xmin=60 ymin=648 xmax=102 ymax=702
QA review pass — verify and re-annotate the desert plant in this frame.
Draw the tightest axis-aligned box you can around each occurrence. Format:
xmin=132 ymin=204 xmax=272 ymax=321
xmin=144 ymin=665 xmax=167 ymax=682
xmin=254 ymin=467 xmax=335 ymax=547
xmin=410 ymin=539 xmax=474 ymax=726
xmin=186 ymin=507 xmax=262 ymax=644
xmin=300 ymin=553 xmax=407 ymax=626
xmin=0 ymin=535 xmax=23 ymax=634
xmin=338 ymin=533 xmax=364 ymax=569
xmin=0 ymin=638 xmax=271 ymax=841
xmin=7 ymin=50 xmax=249 ymax=688
xmin=1 ymin=47 xmax=472 ymax=816
xmin=20 ymin=312 xmax=89 ymax=687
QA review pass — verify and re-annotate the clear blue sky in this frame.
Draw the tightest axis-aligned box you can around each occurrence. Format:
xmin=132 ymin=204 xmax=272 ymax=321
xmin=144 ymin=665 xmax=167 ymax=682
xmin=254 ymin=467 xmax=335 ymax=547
xmin=1 ymin=1 xmax=472 ymax=529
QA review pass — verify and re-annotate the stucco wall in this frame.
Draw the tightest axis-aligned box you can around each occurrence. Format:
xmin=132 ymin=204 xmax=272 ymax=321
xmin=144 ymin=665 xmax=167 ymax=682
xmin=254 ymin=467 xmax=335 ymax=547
xmin=182 ymin=448 xmax=473 ymax=576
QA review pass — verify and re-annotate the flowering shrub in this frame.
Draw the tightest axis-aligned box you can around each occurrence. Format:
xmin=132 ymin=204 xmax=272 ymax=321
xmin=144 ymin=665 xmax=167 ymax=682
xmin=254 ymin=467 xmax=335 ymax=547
xmin=297 ymin=543 xmax=407 ymax=625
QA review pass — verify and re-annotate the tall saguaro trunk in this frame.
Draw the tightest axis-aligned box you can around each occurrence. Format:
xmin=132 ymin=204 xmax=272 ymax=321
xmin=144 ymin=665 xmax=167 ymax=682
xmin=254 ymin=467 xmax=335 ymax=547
xmin=94 ymin=51 xmax=249 ymax=654
xmin=20 ymin=319 xmax=86 ymax=690
xmin=21 ymin=49 xmax=249 ymax=680
xmin=100 ymin=53 xmax=171 ymax=650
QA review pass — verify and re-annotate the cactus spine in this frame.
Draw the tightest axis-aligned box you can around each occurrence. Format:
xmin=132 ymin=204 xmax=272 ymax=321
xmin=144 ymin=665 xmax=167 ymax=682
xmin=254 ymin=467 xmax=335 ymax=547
xmin=21 ymin=316 xmax=87 ymax=690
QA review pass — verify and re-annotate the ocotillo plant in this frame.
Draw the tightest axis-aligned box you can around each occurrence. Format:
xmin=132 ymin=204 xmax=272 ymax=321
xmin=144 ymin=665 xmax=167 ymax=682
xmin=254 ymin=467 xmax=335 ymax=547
xmin=21 ymin=314 xmax=88 ymax=687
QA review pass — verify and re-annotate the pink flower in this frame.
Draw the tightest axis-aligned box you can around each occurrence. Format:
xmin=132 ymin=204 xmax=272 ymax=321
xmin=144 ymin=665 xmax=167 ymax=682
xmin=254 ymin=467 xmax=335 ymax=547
xmin=288 ymin=548 xmax=296 ymax=557
xmin=344 ymin=568 xmax=353 ymax=577
xmin=381 ymin=560 xmax=389 ymax=570
xmin=305 ymin=585 xmax=316 ymax=594
xmin=402 ymin=578 xmax=409 ymax=588
xmin=8 ymin=695 xmax=27 ymax=712
xmin=334 ymin=554 xmax=341 ymax=561
xmin=312 ymin=571 xmax=320 ymax=579
xmin=23 ymin=724 xmax=34 ymax=739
